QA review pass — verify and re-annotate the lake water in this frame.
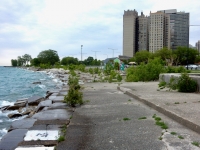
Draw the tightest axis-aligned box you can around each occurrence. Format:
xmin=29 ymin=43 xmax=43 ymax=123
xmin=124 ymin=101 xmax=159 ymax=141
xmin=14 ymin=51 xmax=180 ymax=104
xmin=0 ymin=67 xmax=62 ymax=140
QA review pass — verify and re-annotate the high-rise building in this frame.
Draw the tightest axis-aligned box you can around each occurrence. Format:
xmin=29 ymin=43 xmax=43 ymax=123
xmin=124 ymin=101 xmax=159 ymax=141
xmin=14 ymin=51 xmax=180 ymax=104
xmin=196 ymin=41 xmax=200 ymax=53
xmin=123 ymin=9 xmax=190 ymax=56
xmin=123 ymin=9 xmax=138 ymax=57
xmin=138 ymin=12 xmax=149 ymax=51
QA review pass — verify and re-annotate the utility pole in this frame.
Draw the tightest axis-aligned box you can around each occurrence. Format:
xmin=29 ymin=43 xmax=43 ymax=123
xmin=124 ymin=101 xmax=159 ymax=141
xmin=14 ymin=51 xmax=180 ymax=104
xmin=108 ymin=48 xmax=117 ymax=58
xmin=92 ymin=50 xmax=100 ymax=59
xmin=81 ymin=45 xmax=83 ymax=61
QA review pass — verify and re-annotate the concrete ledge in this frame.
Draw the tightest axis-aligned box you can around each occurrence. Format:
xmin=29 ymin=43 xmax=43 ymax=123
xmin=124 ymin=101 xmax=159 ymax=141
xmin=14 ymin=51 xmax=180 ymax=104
xmin=117 ymin=86 xmax=200 ymax=135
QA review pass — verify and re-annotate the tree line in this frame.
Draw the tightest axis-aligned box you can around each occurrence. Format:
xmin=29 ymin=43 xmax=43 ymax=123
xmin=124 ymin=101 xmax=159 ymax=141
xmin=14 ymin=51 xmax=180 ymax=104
xmin=11 ymin=49 xmax=101 ymax=67
xmin=129 ymin=47 xmax=200 ymax=66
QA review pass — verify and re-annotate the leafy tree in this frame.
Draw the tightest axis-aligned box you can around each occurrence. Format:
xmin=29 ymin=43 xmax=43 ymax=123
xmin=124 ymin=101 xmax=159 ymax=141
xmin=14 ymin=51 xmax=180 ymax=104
xmin=134 ymin=50 xmax=150 ymax=64
xmin=61 ymin=57 xmax=78 ymax=65
xmin=17 ymin=56 xmax=25 ymax=66
xmin=173 ymin=47 xmax=198 ymax=65
xmin=37 ymin=49 xmax=59 ymax=65
xmin=84 ymin=56 xmax=94 ymax=65
xmin=22 ymin=54 xmax=32 ymax=65
xmin=30 ymin=58 xmax=40 ymax=66
xmin=154 ymin=48 xmax=175 ymax=66
xmin=11 ymin=59 xmax=18 ymax=66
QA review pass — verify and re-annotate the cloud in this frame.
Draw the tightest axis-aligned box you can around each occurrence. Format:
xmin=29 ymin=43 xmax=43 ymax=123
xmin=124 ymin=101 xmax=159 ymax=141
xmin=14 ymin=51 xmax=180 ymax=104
xmin=0 ymin=0 xmax=200 ymax=65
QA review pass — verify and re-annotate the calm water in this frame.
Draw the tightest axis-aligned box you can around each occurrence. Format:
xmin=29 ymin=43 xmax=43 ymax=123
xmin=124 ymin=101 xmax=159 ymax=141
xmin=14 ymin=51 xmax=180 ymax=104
xmin=0 ymin=67 xmax=62 ymax=140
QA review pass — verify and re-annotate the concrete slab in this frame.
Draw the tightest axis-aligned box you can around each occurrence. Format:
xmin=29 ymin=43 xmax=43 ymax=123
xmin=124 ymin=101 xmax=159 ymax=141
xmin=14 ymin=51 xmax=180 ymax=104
xmin=58 ymin=92 xmax=68 ymax=96
xmin=10 ymin=119 xmax=37 ymax=130
xmin=24 ymin=130 xmax=59 ymax=141
xmin=52 ymin=96 xmax=65 ymax=103
xmin=0 ymin=129 xmax=28 ymax=150
xmin=34 ymin=120 xmax=70 ymax=126
xmin=36 ymin=100 xmax=52 ymax=112
xmin=28 ymin=96 xmax=44 ymax=106
xmin=48 ymin=103 xmax=68 ymax=109
xmin=51 ymin=93 xmax=59 ymax=96
xmin=32 ymin=109 xmax=72 ymax=120
xmin=48 ymin=96 xmax=57 ymax=100
xmin=15 ymin=147 xmax=54 ymax=150
xmin=29 ymin=125 xmax=61 ymax=130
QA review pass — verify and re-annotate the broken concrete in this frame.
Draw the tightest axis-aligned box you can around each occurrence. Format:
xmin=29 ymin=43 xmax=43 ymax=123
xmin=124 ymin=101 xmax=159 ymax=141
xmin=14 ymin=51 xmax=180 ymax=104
xmin=31 ymin=109 xmax=72 ymax=120
xmin=27 ymin=96 xmax=44 ymax=106
xmin=0 ymin=129 xmax=28 ymax=150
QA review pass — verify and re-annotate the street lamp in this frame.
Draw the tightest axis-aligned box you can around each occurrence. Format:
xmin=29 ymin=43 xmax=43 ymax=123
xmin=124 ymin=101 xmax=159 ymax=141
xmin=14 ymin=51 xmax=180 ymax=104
xmin=81 ymin=45 xmax=83 ymax=61
xmin=108 ymin=48 xmax=117 ymax=58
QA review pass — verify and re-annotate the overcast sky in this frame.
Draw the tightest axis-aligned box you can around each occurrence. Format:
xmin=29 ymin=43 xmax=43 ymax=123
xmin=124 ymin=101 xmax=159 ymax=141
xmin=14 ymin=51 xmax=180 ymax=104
xmin=0 ymin=0 xmax=200 ymax=66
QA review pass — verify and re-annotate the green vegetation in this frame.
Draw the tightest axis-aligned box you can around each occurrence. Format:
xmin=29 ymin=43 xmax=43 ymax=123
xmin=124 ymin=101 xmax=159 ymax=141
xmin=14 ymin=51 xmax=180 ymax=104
xmin=64 ymin=76 xmax=83 ymax=107
xmin=178 ymin=135 xmax=184 ymax=139
xmin=192 ymin=141 xmax=200 ymax=147
xmin=174 ymin=102 xmax=180 ymax=104
xmin=154 ymin=117 xmax=161 ymax=121
xmin=159 ymin=73 xmax=197 ymax=93
xmin=153 ymin=114 xmax=168 ymax=129
xmin=170 ymin=132 xmax=177 ymax=135
xmin=123 ymin=118 xmax=131 ymax=121
xmin=138 ymin=117 xmax=147 ymax=120
xmin=37 ymin=49 xmax=59 ymax=65
xmin=58 ymin=136 xmax=65 ymax=142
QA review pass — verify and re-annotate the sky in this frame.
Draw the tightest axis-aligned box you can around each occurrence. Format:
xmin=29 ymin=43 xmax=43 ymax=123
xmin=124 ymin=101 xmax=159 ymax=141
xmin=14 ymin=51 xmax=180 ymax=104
xmin=0 ymin=0 xmax=200 ymax=66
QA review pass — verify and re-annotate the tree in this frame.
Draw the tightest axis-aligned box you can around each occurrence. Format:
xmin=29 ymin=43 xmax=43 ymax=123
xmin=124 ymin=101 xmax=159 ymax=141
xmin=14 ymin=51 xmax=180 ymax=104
xmin=83 ymin=56 xmax=94 ymax=65
xmin=22 ymin=54 xmax=32 ymax=65
xmin=11 ymin=59 xmax=18 ymax=66
xmin=154 ymin=48 xmax=175 ymax=66
xmin=17 ymin=56 xmax=25 ymax=66
xmin=173 ymin=47 xmax=198 ymax=65
xmin=134 ymin=50 xmax=151 ymax=64
xmin=37 ymin=49 xmax=59 ymax=65
xmin=31 ymin=58 xmax=41 ymax=66
xmin=61 ymin=57 xmax=78 ymax=65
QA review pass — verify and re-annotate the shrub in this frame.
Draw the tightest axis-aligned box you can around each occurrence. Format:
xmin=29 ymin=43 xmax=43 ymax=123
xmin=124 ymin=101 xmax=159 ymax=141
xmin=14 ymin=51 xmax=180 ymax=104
xmin=177 ymin=73 xmax=197 ymax=92
xmin=117 ymin=74 xmax=122 ymax=82
xmin=126 ymin=58 xmax=165 ymax=82
xmin=64 ymin=88 xmax=83 ymax=107
xmin=89 ymin=68 xmax=94 ymax=74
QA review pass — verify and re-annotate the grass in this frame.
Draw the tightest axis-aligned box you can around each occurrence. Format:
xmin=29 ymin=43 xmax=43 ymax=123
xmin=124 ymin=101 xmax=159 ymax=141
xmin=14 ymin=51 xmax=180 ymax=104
xmin=192 ymin=141 xmax=200 ymax=147
xmin=123 ymin=118 xmax=131 ymax=121
xmin=178 ymin=135 xmax=184 ymax=139
xmin=58 ymin=136 xmax=65 ymax=142
xmin=155 ymin=121 xmax=168 ymax=129
xmin=152 ymin=114 xmax=156 ymax=118
xmin=138 ymin=116 xmax=147 ymax=120
xmin=174 ymin=102 xmax=180 ymax=104
xmin=158 ymin=137 xmax=162 ymax=140
xmin=155 ymin=117 xmax=161 ymax=121
xmin=170 ymin=132 xmax=177 ymax=135
xmin=128 ymin=99 xmax=131 ymax=102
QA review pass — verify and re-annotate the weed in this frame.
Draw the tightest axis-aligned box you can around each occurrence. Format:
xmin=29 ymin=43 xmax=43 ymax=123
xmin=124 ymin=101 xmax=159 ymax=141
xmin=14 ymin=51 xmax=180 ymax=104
xmin=138 ymin=117 xmax=147 ymax=120
xmin=192 ymin=141 xmax=200 ymax=147
xmin=158 ymin=137 xmax=163 ymax=140
xmin=152 ymin=114 xmax=156 ymax=118
xmin=155 ymin=117 xmax=161 ymax=121
xmin=174 ymin=102 xmax=180 ymax=104
xmin=178 ymin=135 xmax=184 ymax=139
xmin=156 ymin=121 xmax=168 ymax=129
xmin=70 ymin=116 xmax=72 ymax=119
xmin=170 ymin=132 xmax=177 ymax=135
xmin=184 ymin=102 xmax=187 ymax=103
xmin=123 ymin=118 xmax=131 ymax=121
xmin=58 ymin=136 xmax=65 ymax=142
xmin=128 ymin=99 xmax=131 ymax=102
xmin=84 ymin=100 xmax=90 ymax=103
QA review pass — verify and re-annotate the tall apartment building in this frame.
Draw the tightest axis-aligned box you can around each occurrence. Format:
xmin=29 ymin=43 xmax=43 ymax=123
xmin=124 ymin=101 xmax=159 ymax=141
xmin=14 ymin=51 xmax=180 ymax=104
xmin=123 ymin=9 xmax=189 ymax=56
xmin=123 ymin=9 xmax=138 ymax=57
xmin=196 ymin=41 xmax=200 ymax=53
xmin=138 ymin=12 xmax=149 ymax=51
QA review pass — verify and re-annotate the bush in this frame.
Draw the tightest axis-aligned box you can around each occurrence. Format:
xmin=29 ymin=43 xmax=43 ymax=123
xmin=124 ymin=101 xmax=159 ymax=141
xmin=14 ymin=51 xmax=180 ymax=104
xmin=65 ymin=76 xmax=83 ymax=107
xmin=177 ymin=73 xmax=197 ymax=92
xmin=126 ymin=58 xmax=165 ymax=82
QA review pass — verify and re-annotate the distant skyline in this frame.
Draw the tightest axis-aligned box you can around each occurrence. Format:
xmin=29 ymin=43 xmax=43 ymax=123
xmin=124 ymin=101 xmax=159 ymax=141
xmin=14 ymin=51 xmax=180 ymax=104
xmin=0 ymin=0 xmax=200 ymax=66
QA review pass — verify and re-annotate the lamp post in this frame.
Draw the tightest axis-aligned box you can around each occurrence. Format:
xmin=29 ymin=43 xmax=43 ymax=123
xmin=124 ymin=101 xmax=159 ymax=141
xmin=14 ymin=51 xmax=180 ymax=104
xmin=108 ymin=48 xmax=117 ymax=58
xmin=81 ymin=45 xmax=83 ymax=61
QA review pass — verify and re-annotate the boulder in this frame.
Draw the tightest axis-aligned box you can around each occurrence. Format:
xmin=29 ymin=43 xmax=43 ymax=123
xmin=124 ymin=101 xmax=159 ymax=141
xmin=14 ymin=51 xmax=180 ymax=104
xmin=32 ymin=81 xmax=41 ymax=84
xmin=0 ymin=105 xmax=9 ymax=111
xmin=14 ymin=100 xmax=27 ymax=107
xmin=6 ymin=105 xmax=20 ymax=111
xmin=8 ymin=113 xmax=22 ymax=118
xmin=27 ymin=96 xmax=44 ymax=106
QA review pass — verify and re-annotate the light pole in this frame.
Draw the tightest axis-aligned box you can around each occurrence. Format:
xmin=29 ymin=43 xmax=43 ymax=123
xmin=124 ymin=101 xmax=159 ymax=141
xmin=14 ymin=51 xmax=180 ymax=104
xmin=92 ymin=50 xmax=100 ymax=59
xmin=81 ymin=45 xmax=83 ymax=61
xmin=108 ymin=48 xmax=117 ymax=58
